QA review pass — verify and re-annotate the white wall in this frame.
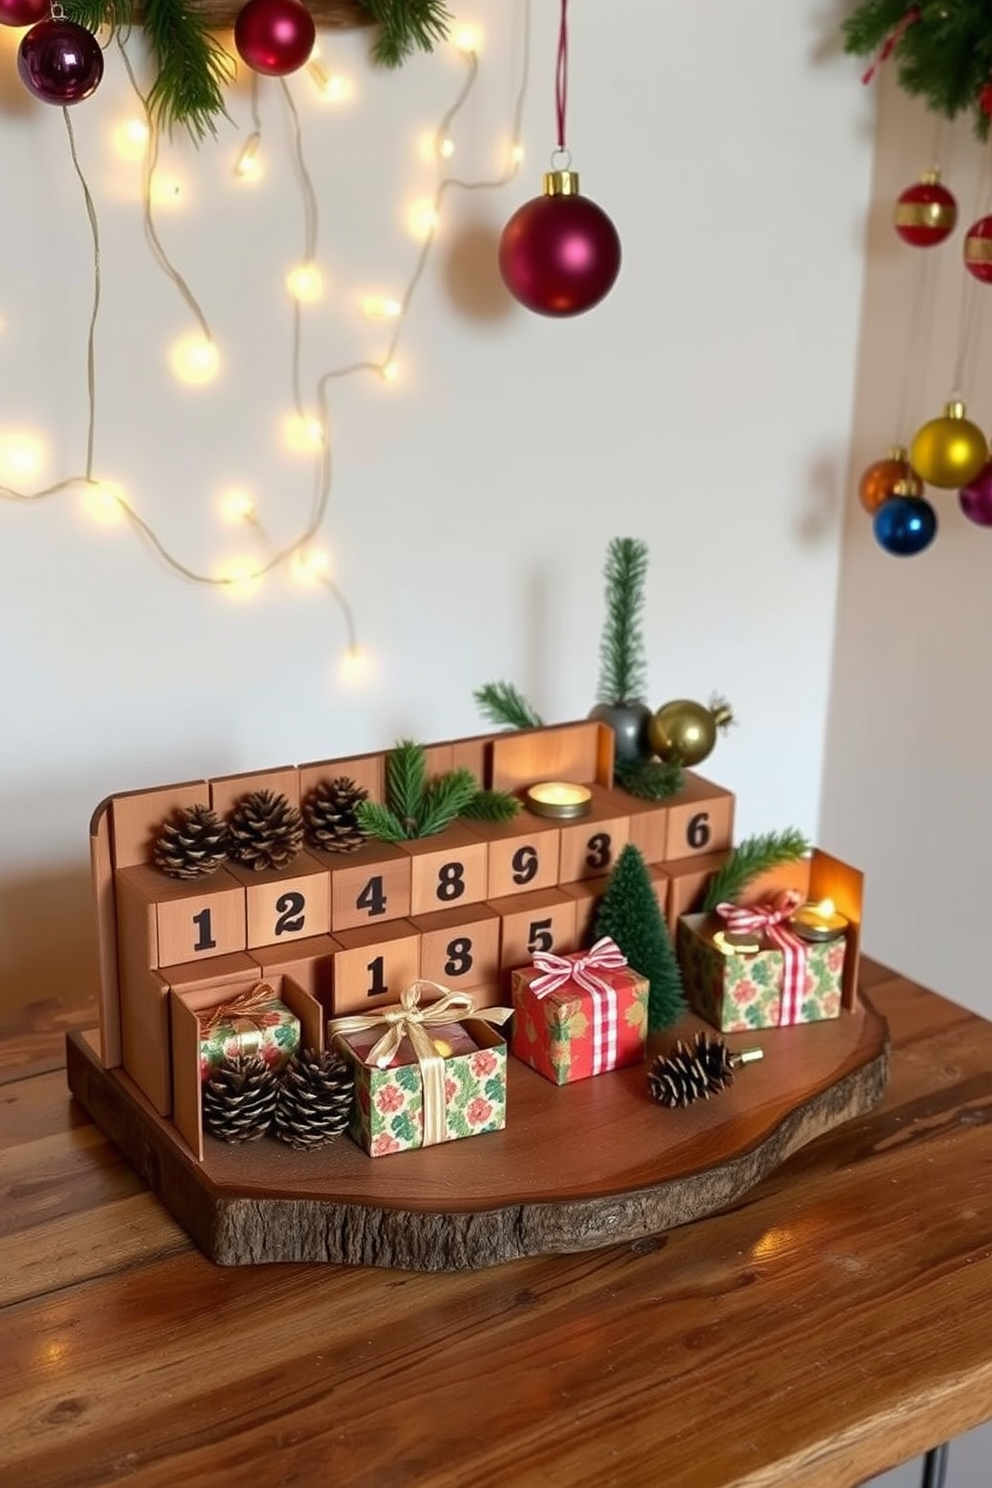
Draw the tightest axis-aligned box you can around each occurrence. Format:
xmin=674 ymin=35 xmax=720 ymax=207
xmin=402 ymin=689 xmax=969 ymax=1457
xmin=821 ymin=72 xmax=992 ymax=1018
xmin=0 ymin=2 xmax=870 ymax=997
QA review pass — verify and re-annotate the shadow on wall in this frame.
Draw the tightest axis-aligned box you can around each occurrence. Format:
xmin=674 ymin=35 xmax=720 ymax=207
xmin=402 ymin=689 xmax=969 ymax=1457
xmin=442 ymin=217 xmax=515 ymax=323
xmin=0 ymin=863 xmax=98 ymax=1015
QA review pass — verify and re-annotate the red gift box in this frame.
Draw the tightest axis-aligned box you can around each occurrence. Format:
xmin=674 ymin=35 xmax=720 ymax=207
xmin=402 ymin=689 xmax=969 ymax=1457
xmin=510 ymin=937 xmax=649 ymax=1085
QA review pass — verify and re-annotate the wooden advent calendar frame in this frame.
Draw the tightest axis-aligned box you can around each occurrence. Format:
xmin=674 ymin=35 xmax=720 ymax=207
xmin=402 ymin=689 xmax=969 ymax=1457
xmin=67 ymin=720 xmax=889 ymax=1270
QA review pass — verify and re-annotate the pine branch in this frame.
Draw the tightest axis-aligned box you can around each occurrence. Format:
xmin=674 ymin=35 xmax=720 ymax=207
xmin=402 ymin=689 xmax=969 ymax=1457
xmin=596 ymin=537 xmax=649 ymax=706
xmin=354 ymin=800 xmax=407 ymax=845
xmin=460 ymin=790 xmax=522 ymax=823
xmin=363 ymin=0 xmax=452 ymax=67
xmin=415 ymin=769 xmax=479 ymax=838
xmin=614 ymin=759 xmax=685 ymax=802
xmin=842 ymin=1 xmax=992 ymax=135
xmin=385 ymin=739 xmax=428 ymax=835
xmin=473 ymin=681 xmax=544 ymax=731
xmin=142 ymin=0 xmax=234 ymax=141
xmin=63 ymin=0 xmax=132 ymax=32
xmin=703 ymin=829 xmax=811 ymax=912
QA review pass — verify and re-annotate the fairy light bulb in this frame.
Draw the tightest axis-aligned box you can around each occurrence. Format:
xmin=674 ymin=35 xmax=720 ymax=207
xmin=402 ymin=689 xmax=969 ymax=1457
xmin=510 ymin=142 xmax=524 ymax=165
xmin=407 ymin=200 xmax=439 ymax=240
xmin=307 ymin=60 xmax=352 ymax=102
xmin=234 ymin=133 xmax=263 ymax=182
xmin=150 ymin=174 xmax=183 ymax=206
xmin=170 ymin=334 xmax=220 ymax=386
xmin=113 ymin=117 xmax=150 ymax=162
xmin=437 ymin=135 xmax=455 ymax=160
xmin=361 ymin=295 xmax=402 ymax=320
xmin=218 ymin=557 xmax=263 ymax=598
xmin=283 ymin=413 xmax=325 ymax=452
xmin=292 ymin=546 xmax=331 ymax=583
xmin=454 ymin=24 xmax=481 ymax=53
xmin=381 ymin=360 xmax=400 ymax=383
xmin=220 ymin=488 xmax=255 ymax=524
xmin=81 ymin=479 xmax=127 ymax=525
xmin=286 ymin=263 xmax=323 ymax=303
xmin=339 ymin=643 xmax=369 ymax=682
xmin=0 ymin=431 xmax=44 ymax=481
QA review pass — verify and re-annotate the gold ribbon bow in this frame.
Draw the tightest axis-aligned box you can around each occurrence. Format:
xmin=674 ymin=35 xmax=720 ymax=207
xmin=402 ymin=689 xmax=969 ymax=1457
xmin=198 ymin=982 xmax=278 ymax=1054
xmin=328 ymin=980 xmax=512 ymax=1149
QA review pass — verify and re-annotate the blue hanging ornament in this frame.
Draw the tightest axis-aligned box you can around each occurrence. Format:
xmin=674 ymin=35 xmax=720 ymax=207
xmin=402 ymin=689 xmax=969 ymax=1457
xmin=872 ymin=486 xmax=937 ymax=556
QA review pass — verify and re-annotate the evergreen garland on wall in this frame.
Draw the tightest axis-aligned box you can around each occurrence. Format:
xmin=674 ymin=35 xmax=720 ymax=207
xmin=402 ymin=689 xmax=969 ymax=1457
xmin=843 ymin=2 xmax=992 ymax=135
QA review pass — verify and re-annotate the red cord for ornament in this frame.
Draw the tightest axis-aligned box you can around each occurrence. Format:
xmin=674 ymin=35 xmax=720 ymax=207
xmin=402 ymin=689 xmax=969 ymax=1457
xmin=555 ymin=0 xmax=569 ymax=151
xmin=861 ymin=6 xmax=920 ymax=86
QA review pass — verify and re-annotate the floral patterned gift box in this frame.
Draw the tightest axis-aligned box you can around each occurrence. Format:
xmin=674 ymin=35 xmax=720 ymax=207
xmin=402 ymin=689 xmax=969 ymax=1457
xmin=197 ymin=982 xmax=300 ymax=1082
xmin=677 ymin=911 xmax=846 ymax=1034
xmin=329 ymin=983 xmax=510 ymax=1158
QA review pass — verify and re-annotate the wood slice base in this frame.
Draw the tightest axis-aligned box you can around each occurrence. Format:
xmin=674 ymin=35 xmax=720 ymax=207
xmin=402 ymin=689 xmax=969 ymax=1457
xmin=66 ymin=997 xmax=889 ymax=1271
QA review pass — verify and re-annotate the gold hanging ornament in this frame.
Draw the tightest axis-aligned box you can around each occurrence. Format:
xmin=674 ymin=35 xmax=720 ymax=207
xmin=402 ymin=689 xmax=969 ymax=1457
xmin=647 ymin=696 xmax=734 ymax=768
xmin=909 ymin=401 xmax=987 ymax=488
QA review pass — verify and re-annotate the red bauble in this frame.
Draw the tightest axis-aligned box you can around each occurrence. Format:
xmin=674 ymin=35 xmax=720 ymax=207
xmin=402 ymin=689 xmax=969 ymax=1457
xmin=17 ymin=20 xmax=103 ymax=105
xmin=234 ymin=0 xmax=315 ymax=76
xmin=894 ymin=172 xmax=957 ymax=247
xmin=964 ymin=214 xmax=992 ymax=283
xmin=0 ymin=0 xmax=47 ymax=27
xmin=499 ymin=171 xmax=621 ymax=317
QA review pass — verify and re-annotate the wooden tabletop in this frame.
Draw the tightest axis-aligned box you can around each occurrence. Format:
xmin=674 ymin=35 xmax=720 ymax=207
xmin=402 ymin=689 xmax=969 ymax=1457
xmin=3 ymin=959 xmax=992 ymax=1488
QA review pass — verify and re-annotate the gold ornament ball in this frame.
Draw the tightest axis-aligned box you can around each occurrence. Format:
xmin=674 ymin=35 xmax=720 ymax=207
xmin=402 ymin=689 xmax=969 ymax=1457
xmin=648 ymin=699 xmax=730 ymax=768
xmin=909 ymin=401 xmax=988 ymax=489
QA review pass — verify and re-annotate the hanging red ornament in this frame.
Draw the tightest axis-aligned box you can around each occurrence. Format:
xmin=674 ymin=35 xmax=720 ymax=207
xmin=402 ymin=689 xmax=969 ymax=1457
xmin=498 ymin=0 xmax=621 ymax=318
xmin=0 ymin=0 xmax=47 ymax=26
xmin=964 ymin=214 xmax=992 ymax=283
xmin=234 ymin=0 xmax=315 ymax=76
xmin=894 ymin=171 xmax=957 ymax=247
xmin=17 ymin=19 xmax=103 ymax=105
xmin=980 ymin=83 xmax=992 ymax=117
xmin=857 ymin=446 xmax=923 ymax=514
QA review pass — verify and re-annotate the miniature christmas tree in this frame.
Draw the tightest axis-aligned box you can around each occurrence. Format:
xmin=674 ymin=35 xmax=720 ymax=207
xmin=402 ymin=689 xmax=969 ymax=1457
xmin=593 ymin=843 xmax=685 ymax=1032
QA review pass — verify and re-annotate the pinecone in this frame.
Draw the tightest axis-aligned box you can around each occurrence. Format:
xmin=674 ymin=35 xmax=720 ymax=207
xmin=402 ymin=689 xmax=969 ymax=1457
xmin=153 ymin=804 xmax=228 ymax=880
xmin=303 ymin=776 xmax=370 ymax=854
xmin=647 ymin=1032 xmax=739 ymax=1109
xmin=203 ymin=1054 xmax=279 ymax=1143
xmin=273 ymin=1048 xmax=355 ymax=1149
xmin=226 ymin=789 xmax=304 ymax=872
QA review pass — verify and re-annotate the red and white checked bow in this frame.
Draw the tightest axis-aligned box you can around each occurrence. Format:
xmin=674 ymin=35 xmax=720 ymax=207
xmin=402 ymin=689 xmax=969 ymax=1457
xmin=530 ymin=936 xmax=629 ymax=1076
xmin=715 ymin=891 xmax=807 ymax=1026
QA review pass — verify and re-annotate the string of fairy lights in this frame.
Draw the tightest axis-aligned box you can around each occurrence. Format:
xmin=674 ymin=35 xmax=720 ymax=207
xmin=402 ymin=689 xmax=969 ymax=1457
xmin=0 ymin=4 xmax=532 ymax=669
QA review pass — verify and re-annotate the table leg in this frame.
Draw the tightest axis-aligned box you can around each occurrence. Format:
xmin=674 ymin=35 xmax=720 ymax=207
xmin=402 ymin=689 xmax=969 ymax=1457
xmin=920 ymin=1443 xmax=950 ymax=1488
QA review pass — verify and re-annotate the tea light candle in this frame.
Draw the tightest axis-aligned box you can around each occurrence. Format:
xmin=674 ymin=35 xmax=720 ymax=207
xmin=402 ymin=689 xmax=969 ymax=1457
xmin=712 ymin=930 xmax=762 ymax=957
xmin=787 ymin=897 xmax=849 ymax=944
xmin=523 ymin=781 xmax=593 ymax=820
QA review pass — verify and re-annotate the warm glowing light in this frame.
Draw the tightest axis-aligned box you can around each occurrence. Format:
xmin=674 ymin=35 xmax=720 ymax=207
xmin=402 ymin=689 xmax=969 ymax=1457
xmin=113 ymin=117 xmax=150 ymax=162
xmin=381 ymin=360 xmax=400 ymax=383
xmin=510 ymin=142 xmax=525 ymax=165
xmin=218 ymin=556 xmax=263 ymax=598
xmin=407 ymin=199 xmax=439 ymax=240
xmin=150 ymin=173 xmax=183 ymax=206
xmin=787 ymin=898 xmax=850 ymax=944
xmin=0 ymin=431 xmax=44 ymax=481
xmin=293 ymin=546 xmax=331 ymax=583
xmin=454 ymin=24 xmax=481 ymax=52
xmin=361 ymin=295 xmax=402 ymax=320
xmin=524 ymin=782 xmax=592 ymax=820
xmin=286 ymin=263 xmax=324 ymax=303
xmin=308 ymin=61 xmax=352 ymax=102
xmin=817 ymin=898 xmax=836 ymax=917
xmin=283 ymin=413 xmax=326 ymax=452
xmin=81 ymin=480 xmax=127 ymax=525
xmin=437 ymin=134 xmax=455 ymax=159
xmin=220 ymin=488 xmax=255 ymax=524
xmin=234 ymin=134 xmax=263 ymax=182
xmin=170 ymin=334 xmax=220 ymax=386
xmin=339 ymin=644 xmax=370 ymax=682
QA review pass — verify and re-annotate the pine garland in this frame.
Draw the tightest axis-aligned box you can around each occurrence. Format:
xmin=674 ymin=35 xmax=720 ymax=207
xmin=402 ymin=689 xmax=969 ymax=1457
xmin=474 ymin=682 xmax=544 ymax=732
xmin=595 ymin=537 xmax=649 ymax=707
xmin=614 ymin=758 xmax=685 ymax=802
xmin=355 ymin=741 xmax=517 ymax=840
xmin=364 ymin=0 xmax=452 ymax=68
xmin=843 ymin=1 xmax=992 ymax=135
xmin=702 ymin=828 xmax=811 ymax=913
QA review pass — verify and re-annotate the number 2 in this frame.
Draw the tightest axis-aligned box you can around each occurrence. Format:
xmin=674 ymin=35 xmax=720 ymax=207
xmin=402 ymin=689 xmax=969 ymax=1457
xmin=274 ymin=891 xmax=305 ymax=936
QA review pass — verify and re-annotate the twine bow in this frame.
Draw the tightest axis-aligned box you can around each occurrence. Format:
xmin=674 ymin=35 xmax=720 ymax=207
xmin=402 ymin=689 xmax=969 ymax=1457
xmin=715 ymin=892 xmax=807 ymax=1026
xmin=529 ymin=936 xmax=628 ymax=1000
xmin=328 ymin=981 xmax=512 ymax=1149
xmin=198 ymin=981 xmax=278 ymax=1053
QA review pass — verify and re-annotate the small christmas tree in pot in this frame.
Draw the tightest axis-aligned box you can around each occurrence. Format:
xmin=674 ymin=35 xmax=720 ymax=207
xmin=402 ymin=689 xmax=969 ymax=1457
xmin=593 ymin=843 xmax=685 ymax=1032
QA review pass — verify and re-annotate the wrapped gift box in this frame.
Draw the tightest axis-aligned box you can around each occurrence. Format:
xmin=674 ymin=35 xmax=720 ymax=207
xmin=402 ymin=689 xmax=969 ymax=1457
xmin=197 ymin=987 xmax=300 ymax=1081
xmin=332 ymin=1011 xmax=507 ymax=1158
xmin=678 ymin=912 xmax=846 ymax=1033
xmin=511 ymin=937 xmax=648 ymax=1086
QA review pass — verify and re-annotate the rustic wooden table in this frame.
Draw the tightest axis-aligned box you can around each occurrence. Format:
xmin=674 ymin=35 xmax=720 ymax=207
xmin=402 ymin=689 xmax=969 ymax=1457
xmin=3 ymin=959 xmax=991 ymax=1488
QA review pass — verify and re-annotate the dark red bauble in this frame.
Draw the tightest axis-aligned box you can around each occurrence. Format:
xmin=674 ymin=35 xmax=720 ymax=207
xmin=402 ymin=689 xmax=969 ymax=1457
xmin=234 ymin=0 xmax=315 ymax=76
xmin=894 ymin=172 xmax=957 ymax=247
xmin=964 ymin=214 xmax=992 ymax=283
xmin=17 ymin=20 xmax=103 ymax=105
xmin=0 ymin=0 xmax=47 ymax=28
xmin=499 ymin=172 xmax=621 ymax=317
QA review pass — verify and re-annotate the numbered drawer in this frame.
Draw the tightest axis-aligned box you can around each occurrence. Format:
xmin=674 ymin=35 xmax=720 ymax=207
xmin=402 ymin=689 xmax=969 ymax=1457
xmin=663 ymin=773 xmax=735 ymax=863
xmin=323 ymin=842 xmax=412 ymax=933
xmin=412 ymin=905 xmax=501 ymax=991
xmin=488 ymin=887 xmax=579 ymax=971
xmin=400 ymin=824 xmax=490 ymax=917
xmin=225 ymin=853 xmax=331 ymax=949
xmin=462 ymin=815 xmax=561 ymax=899
xmin=620 ymin=794 xmax=671 ymax=865
xmin=662 ymin=849 xmax=731 ymax=936
xmin=557 ymin=789 xmax=631 ymax=884
xmin=560 ymin=875 xmax=611 ymax=947
xmin=116 ymin=863 xmax=247 ymax=969
xmin=250 ymin=932 xmax=342 ymax=1016
xmin=330 ymin=920 xmax=421 ymax=1016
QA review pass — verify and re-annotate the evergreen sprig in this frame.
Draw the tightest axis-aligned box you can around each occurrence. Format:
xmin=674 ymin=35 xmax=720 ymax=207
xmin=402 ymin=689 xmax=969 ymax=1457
xmin=416 ymin=769 xmax=478 ymax=838
xmin=843 ymin=1 xmax=992 ymax=136
xmin=353 ymin=799 xmax=407 ymax=844
xmin=356 ymin=741 xmax=517 ymax=841
xmin=473 ymin=682 xmax=544 ymax=731
xmin=702 ymin=828 xmax=811 ymax=913
xmin=460 ymin=790 xmax=522 ymax=823
xmin=386 ymin=738 xmax=428 ymax=835
xmin=596 ymin=537 xmax=649 ymax=706
xmin=364 ymin=0 xmax=453 ymax=67
xmin=614 ymin=759 xmax=685 ymax=802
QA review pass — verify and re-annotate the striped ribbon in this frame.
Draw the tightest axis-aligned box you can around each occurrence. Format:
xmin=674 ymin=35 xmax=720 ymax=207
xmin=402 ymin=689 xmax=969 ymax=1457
xmin=715 ymin=892 xmax=807 ymax=1026
xmin=530 ymin=936 xmax=629 ymax=1075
